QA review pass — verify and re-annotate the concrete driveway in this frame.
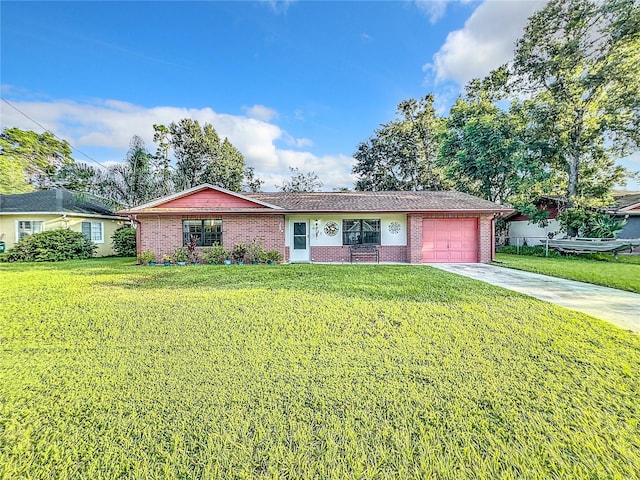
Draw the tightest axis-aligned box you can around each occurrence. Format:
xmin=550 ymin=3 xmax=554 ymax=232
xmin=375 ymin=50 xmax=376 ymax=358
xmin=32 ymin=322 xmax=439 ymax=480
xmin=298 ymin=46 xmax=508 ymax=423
xmin=431 ymin=263 xmax=640 ymax=333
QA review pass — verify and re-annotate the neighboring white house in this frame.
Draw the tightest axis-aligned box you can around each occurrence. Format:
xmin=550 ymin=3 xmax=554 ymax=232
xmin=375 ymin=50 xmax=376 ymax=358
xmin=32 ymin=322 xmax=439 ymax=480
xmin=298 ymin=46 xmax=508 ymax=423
xmin=506 ymin=197 xmax=564 ymax=247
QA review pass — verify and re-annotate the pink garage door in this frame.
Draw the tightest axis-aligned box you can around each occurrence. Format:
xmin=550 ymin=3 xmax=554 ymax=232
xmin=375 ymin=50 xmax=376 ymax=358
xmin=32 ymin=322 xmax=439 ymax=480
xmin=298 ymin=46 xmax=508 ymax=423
xmin=422 ymin=218 xmax=478 ymax=263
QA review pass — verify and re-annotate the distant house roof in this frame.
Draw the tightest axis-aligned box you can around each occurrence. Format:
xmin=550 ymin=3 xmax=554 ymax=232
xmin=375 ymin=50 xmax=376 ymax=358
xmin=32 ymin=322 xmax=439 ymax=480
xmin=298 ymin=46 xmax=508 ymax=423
xmin=119 ymin=184 xmax=511 ymax=215
xmin=503 ymin=196 xmax=567 ymax=222
xmin=0 ymin=189 xmax=120 ymax=217
xmin=613 ymin=193 xmax=640 ymax=213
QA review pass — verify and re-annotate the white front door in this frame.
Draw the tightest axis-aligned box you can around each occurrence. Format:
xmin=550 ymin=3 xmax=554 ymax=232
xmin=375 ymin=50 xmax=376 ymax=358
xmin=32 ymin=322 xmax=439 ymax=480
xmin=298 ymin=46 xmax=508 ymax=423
xmin=290 ymin=221 xmax=310 ymax=262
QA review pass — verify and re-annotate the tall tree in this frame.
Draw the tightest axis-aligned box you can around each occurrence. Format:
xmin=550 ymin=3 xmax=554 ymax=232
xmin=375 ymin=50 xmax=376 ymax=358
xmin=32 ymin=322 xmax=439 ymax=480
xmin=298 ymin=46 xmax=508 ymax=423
xmin=55 ymin=162 xmax=100 ymax=194
xmin=205 ymin=138 xmax=244 ymax=190
xmin=96 ymin=136 xmax=156 ymax=208
xmin=242 ymin=166 xmax=264 ymax=192
xmin=396 ymin=94 xmax=445 ymax=190
xmin=438 ymin=95 xmax=551 ymax=205
xmin=353 ymin=95 xmax=445 ymax=191
xmin=511 ymin=0 xmax=640 ymax=231
xmin=152 ymin=124 xmax=175 ymax=196
xmin=353 ymin=122 xmax=420 ymax=191
xmin=0 ymin=156 xmax=32 ymax=194
xmin=277 ymin=167 xmax=323 ymax=192
xmin=154 ymin=119 xmax=245 ymax=191
xmin=0 ymin=128 xmax=75 ymax=191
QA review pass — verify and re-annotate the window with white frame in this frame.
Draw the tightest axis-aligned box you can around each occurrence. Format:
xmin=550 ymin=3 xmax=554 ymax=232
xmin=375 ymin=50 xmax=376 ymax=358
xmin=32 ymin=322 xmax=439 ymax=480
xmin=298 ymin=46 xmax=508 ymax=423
xmin=342 ymin=219 xmax=381 ymax=245
xmin=16 ymin=221 xmax=44 ymax=241
xmin=81 ymin=221 xmax=104 ymax=243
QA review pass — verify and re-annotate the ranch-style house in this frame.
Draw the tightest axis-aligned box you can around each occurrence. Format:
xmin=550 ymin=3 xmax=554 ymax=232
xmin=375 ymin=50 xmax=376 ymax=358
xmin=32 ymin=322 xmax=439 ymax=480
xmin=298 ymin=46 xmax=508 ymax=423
xmin=119 ymin=184 xmax=512 ymax=264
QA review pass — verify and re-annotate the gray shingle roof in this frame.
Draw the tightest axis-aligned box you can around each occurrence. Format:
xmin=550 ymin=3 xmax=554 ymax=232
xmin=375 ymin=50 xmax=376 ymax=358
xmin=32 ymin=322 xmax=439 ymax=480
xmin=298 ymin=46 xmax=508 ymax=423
xmin=614 ymin=193 xmax=640 ymax=210
xmin=0 ymin=189 xmax=117 ymax=216
xmin=247 ymin=190 xmax=508 ymax=212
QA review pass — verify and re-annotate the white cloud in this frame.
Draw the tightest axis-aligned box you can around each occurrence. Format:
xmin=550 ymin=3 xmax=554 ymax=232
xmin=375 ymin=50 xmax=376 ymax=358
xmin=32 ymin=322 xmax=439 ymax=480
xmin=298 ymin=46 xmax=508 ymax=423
xmin=0 ymin=97 xmax=355 ymax=191
xmin=242 ymin=104 xmax=279 ymax=122
xmin=426 ymin=0 xmax=546 ymax=86
xmin=263 ymin=0 xmax=294 ymax=15
xmin=413 ymin=1 xmax=448 ymax=24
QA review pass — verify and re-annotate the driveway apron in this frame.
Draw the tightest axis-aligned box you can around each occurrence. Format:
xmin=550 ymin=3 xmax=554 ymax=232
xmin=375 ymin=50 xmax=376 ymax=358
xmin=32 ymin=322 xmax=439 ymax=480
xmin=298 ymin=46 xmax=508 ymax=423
xmin=430 ymin=263 xmax=640 ymax=333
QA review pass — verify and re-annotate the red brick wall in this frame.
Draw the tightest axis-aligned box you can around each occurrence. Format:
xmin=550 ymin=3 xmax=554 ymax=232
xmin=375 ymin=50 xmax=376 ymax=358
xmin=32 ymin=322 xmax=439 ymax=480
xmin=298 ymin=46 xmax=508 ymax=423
xmin=310 ymin=245 xmax=407 ymax=263
xmin=407 ymin=214 xmax=423 ymax=264
xmin=137 ymin=212 xmax=495 ymax=264
xmin=478 ymin=215 xmax=494 ymax=263
xmin=138 ymin=214 xmax=286 ymax=260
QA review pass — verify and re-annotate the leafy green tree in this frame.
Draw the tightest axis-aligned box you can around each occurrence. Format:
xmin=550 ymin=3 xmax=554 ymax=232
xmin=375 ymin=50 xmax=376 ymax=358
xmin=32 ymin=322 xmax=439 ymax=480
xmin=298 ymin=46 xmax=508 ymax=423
xmin=111 ymin=226 xmax=137 ymax=256
xmin=353 ymin=95 xmax=445 ymax=191
xmin=96 ymin=136 xmax=156 ymax=208
xmin=55 ymin=162 xmax=100 ymax=193
xmin=242 ymin=166 xmax=264 ymax=192
xmin=152 ymin=124 xmax=174 ymax=196
xmin=396 ymin=94 xmax=446 ymax=190
xmin=277 ymin=167 xmax=323 ymax=192
xmin=353 ymin=122 xmax=416 ymax=191
xmin=438 ymin=96 xmax=549 ymax=205
xmin=511 ymin=0 xmax=640 ymax=232
xmin=0 ymin=128 xmax=75 ymax=191
xmin=0 ymin=155 xmax=32 ymax=194
xmin=205 ymin=138 xmax=244 ymax=190
xmin=154 ymin=119 xmax=245 ymax=191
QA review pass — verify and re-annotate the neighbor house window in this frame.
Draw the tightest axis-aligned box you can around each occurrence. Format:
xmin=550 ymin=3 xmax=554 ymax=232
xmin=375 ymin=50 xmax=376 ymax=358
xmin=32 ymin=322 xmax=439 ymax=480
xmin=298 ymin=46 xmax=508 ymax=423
xmin=183 ymin=220 xmax=222 ymax=246
xmin=17 ymin=220 xmax=44 ymax=241
xmin=81 ymin=221 xmax=104 ymax=243
xmin=342 ymin=219 xmax=381 ymax=245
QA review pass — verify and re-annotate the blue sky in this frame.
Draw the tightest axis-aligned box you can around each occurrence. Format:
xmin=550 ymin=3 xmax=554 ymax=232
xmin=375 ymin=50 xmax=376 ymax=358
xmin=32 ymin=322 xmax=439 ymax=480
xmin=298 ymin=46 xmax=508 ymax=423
xmin=2 ymin=1 xmax=638 ymax=191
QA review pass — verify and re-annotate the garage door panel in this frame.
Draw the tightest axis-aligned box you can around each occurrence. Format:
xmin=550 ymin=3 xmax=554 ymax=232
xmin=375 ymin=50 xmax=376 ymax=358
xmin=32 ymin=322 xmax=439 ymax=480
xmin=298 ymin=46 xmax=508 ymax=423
xmin=422 ymin=218 xmax=478 ymax=263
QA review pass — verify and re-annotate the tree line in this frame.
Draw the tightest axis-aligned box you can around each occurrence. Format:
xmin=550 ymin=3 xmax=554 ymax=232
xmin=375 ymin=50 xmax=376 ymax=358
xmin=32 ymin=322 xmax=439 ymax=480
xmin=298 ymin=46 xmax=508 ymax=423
xmin=0 ymin=118 xmax=326 ymax=207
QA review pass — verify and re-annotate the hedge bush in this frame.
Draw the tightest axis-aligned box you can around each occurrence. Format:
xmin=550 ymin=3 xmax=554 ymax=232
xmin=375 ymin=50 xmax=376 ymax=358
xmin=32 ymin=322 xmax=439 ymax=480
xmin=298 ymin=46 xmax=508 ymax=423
xmin=5 ymin=229 xmax=97 ymax=262
xmin=111 ymin=226 xmax=136 ymax=257
xmin=497 ymin=245 xmax=561 ymax=257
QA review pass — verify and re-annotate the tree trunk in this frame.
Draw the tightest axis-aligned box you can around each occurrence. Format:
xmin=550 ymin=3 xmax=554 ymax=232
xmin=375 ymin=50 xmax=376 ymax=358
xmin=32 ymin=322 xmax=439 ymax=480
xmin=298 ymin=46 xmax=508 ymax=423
xmin=566 ymin=108 xmax=583 ymax=237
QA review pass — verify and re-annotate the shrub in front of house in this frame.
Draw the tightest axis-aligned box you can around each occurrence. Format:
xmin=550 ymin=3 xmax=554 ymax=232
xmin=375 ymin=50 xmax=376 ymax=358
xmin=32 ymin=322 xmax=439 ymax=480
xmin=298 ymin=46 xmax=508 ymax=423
xmin=201 ymin=244 xmax=229 ymax=264
xmin=5 ymin=229 xmax=97 ymax=262
xmin=111 ymin=226 xmax=136 ymax=257
xmin=497 ymin=245 xmax=561 ymax=257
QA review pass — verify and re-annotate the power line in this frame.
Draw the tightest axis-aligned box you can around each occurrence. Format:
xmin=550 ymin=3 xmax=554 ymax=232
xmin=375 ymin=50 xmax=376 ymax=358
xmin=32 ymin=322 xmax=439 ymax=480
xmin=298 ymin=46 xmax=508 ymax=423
xmin=1 ymin=97 xmax=110 ymax=170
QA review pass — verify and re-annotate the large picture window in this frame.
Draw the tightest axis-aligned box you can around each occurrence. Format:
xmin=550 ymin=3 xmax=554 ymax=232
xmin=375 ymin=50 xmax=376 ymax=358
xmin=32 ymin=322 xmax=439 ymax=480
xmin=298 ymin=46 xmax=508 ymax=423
xmin=81 ymin=221 xmax=104 ymax=243
xmin=342 ymin=219 xmax=381 ymax=245
xmin=17 ymin=220 xmax=44 ymax=241
xmin=183 ymin=220 xmax=222 ymax=246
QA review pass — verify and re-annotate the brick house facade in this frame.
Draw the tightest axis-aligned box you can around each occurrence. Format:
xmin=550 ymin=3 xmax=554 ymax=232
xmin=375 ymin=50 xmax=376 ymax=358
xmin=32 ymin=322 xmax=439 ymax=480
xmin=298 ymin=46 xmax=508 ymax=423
xmin=120 ymin=184 xmax=511 ymax=264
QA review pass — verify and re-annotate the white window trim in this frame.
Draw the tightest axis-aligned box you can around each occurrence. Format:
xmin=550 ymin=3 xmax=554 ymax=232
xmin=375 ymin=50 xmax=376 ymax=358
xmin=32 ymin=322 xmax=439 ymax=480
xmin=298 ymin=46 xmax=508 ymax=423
xmin=15 ymin=220 xmax=45 ymax=242
xmin=82 ymin=221 xmax=104 ymax=244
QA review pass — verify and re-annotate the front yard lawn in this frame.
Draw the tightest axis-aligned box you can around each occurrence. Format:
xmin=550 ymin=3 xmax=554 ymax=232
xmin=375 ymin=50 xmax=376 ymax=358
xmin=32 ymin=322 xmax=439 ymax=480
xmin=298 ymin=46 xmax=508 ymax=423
xmin=1 ymin=259 xmax=639 ymax=479
xmin=495 ymin=252 xmax=640 ymax=293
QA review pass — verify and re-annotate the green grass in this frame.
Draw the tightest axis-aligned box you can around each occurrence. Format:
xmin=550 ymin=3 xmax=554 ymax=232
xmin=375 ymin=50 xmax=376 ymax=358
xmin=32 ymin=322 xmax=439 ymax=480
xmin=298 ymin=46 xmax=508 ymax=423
xmin=495 ymin=253 xmax=640 ymax=293
xmin=1 ymin=259 xmax=639 ymax=479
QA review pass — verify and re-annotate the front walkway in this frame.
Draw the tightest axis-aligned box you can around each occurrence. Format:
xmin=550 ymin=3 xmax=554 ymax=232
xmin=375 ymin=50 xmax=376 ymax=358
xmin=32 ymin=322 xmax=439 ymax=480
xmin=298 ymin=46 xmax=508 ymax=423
xmin=431 ymin=263 xmax=640 ymax=333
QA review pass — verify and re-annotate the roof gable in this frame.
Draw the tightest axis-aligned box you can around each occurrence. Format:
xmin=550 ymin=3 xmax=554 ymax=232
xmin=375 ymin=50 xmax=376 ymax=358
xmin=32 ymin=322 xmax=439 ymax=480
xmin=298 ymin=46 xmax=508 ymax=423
xmin=124 ymin=184 xmax=282 ymax=212
xmin=160 ymin=189 xmax=264 ymax=208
